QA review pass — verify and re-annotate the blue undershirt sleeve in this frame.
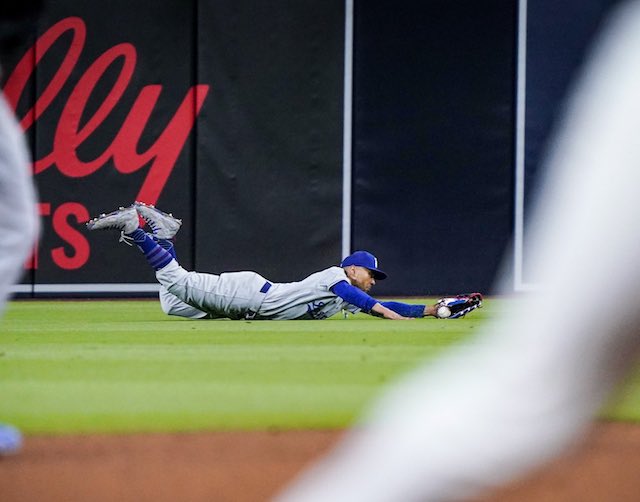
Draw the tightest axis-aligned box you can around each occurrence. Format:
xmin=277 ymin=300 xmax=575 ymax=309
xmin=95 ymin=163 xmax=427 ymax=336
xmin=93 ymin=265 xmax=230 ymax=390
xmin=331 ymin=281 xmax=377 ymax=313
xmin=379 ymin=301 xmax=426 ymax=318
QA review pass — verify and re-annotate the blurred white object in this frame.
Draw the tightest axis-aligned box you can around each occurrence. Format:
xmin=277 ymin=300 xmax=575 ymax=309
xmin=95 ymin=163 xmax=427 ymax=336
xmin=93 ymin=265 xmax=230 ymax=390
xmin=277 ymin=2 xmax=640 ymax=501
xmin=0 ymin=87 xmax=38 ymax=457
xmin=0 ymin=92 xmax=39 ymax=316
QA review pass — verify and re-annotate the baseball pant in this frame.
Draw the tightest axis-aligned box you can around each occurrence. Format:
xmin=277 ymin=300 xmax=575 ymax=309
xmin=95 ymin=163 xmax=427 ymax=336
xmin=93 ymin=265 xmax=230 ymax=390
xmin=156 ymin=260 xmax=270 ymax=320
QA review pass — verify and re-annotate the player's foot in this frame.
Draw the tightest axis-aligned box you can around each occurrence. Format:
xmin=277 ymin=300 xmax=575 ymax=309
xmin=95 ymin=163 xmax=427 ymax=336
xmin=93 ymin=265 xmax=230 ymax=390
xmin=0 ymin=424 xmax=22 ymax=456
xmin=134 ymin=201 xmax=182 ymax=239
xmin=86 ymin=205 xmax=140 ymax=234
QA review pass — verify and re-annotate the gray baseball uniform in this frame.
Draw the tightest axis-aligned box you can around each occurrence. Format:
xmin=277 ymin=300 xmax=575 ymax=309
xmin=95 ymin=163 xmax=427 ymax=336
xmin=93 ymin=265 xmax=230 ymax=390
xmin=156 ymin=260 xmax=360 ymax=320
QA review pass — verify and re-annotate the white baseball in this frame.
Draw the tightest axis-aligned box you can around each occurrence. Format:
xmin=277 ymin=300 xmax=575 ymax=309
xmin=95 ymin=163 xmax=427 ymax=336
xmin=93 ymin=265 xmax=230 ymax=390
xmin=437 ymin=306 xmax=451 ymax=318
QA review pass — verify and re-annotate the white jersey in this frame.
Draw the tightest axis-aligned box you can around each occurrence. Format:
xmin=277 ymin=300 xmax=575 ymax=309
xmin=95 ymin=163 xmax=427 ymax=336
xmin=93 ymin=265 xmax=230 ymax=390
xmin=258 ymin=266 xmax=360 ymax=320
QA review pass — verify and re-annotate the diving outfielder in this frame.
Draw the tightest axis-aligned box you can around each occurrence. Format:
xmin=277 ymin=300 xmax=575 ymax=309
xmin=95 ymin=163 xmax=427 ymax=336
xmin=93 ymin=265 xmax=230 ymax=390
xmin=86 ymin=203 xmax=481 ymax=321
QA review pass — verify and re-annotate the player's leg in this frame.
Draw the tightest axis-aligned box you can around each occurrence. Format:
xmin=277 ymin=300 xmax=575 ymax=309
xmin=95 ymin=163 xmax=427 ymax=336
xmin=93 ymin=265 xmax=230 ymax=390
xmin=154 ymin=263 xmax=251 ymax=319
xmin=135 ymin=205 xmax=184 ymax=311
xmin=87 ymin=206 xmax=228 ymax=317
xmin=132 ymin=205 xmax=224 ymax=317
xmin=154 ymin=236 xmax=177 ymax=259
xmin=87 ymin=205 xmax=177 ymax=272
xmin=132 ymin=204 xmax=268 ymax=318
xmin=127 ymin=227 xmax=223 ymax=316
xmin=158 ymin=286 xmax=210 ymax=319
xmin=87 ymin=205 xmax=264 ymax=319
xmin=148 ymin=233 xmax=210 ymax=318
xmin=151 ymin=238 xmax=209 ymax=318
xmin=156 ymin=265 xmax=268 ymax=320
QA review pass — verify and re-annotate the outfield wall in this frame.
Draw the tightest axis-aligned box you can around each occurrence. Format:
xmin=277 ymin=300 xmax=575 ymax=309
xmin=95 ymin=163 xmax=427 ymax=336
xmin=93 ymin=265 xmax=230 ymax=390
xmin=2 ymin=0 xmax=620 ymax=297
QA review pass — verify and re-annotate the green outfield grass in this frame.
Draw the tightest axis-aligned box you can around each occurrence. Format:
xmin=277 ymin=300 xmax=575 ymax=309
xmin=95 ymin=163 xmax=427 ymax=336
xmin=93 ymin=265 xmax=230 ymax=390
xmin=0 ymin=298 xmax=638 ymax=434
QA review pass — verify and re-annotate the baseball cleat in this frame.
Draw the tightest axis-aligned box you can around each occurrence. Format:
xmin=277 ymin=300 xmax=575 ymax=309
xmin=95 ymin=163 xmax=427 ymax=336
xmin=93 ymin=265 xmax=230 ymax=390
xmin=86 ymin=205 xmax=140 ymax=234
xmin=134 ymin=201 xmax=182 ymax=239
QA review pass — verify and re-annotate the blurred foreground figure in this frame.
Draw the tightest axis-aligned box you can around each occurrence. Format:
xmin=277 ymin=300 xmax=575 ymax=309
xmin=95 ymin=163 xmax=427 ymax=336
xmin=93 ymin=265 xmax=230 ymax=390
xmin=277 ymin=2 xmax=640 ymax=501
xmin=0 ymin=91 xmax=38 ymax=455
xmin=0 ymin=93 xmax=38 ymax=317
xmin=0 ymin=2 xmax=42 ymax=454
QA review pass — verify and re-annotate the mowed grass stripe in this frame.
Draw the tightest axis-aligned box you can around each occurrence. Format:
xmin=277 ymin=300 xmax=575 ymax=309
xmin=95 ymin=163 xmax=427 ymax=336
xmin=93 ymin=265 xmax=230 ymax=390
xmin=1 ymin=298 xmax=638 ymax=434
xmin=1 ymin=380 xmax=381 ymax=432
xmin=1 ymin=299 xmax=476 ymax=434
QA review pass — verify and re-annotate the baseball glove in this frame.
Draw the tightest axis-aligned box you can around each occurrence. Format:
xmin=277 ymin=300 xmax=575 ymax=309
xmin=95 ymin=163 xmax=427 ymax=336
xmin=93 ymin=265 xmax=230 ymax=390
xmin=435 ymin=293 xmax=483 ymax=319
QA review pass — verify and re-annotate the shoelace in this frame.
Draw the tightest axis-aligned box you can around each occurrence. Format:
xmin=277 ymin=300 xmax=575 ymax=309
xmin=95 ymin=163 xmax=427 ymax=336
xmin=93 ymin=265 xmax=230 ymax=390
xmin=119 ymin=232 xmax=135 ymax=246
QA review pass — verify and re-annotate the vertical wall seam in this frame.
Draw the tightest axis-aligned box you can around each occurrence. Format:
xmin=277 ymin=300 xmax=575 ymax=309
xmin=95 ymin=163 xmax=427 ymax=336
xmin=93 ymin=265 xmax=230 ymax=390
xmin=342 ymin=0 xmax=354 ymax=259
xmin=514 ymin=0 xmax=528 ymax=292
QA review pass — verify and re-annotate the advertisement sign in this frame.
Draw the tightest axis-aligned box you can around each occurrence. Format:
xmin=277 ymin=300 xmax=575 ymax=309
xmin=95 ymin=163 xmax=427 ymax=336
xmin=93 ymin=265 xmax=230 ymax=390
xmin=5 ymin=0 xmax=344 ymax=295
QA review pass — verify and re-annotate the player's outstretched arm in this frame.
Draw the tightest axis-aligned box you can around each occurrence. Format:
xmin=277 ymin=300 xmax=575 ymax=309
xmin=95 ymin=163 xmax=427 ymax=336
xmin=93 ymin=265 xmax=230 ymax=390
xmin=332 ymin=281 xmax=410 ymax=319
xmin=378 ymin=294 xmax=483 ymax=319
xmin=371 ymin=303 xmax=411 ymax=320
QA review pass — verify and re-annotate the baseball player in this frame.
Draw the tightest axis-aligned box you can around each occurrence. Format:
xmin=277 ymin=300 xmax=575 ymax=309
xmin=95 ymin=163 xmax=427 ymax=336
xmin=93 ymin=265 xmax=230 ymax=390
xmin=86 ymin=203 xmax=482 ymax=321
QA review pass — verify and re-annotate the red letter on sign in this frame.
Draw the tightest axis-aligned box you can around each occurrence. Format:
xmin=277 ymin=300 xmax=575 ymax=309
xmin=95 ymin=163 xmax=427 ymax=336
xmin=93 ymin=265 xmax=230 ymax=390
xmin=51 ymin=203 xmax=90 ymax=270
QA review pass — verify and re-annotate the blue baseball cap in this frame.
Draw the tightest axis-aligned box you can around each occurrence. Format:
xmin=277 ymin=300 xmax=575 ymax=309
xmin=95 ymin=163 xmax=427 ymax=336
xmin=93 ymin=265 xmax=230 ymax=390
xmin=340 ymin=251 xmax=387 ymax=280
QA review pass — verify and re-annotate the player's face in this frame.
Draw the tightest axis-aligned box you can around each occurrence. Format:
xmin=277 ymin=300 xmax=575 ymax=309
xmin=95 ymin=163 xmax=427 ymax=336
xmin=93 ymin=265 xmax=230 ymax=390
xmin=349 ymin=266 xmax=376 ymax=292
